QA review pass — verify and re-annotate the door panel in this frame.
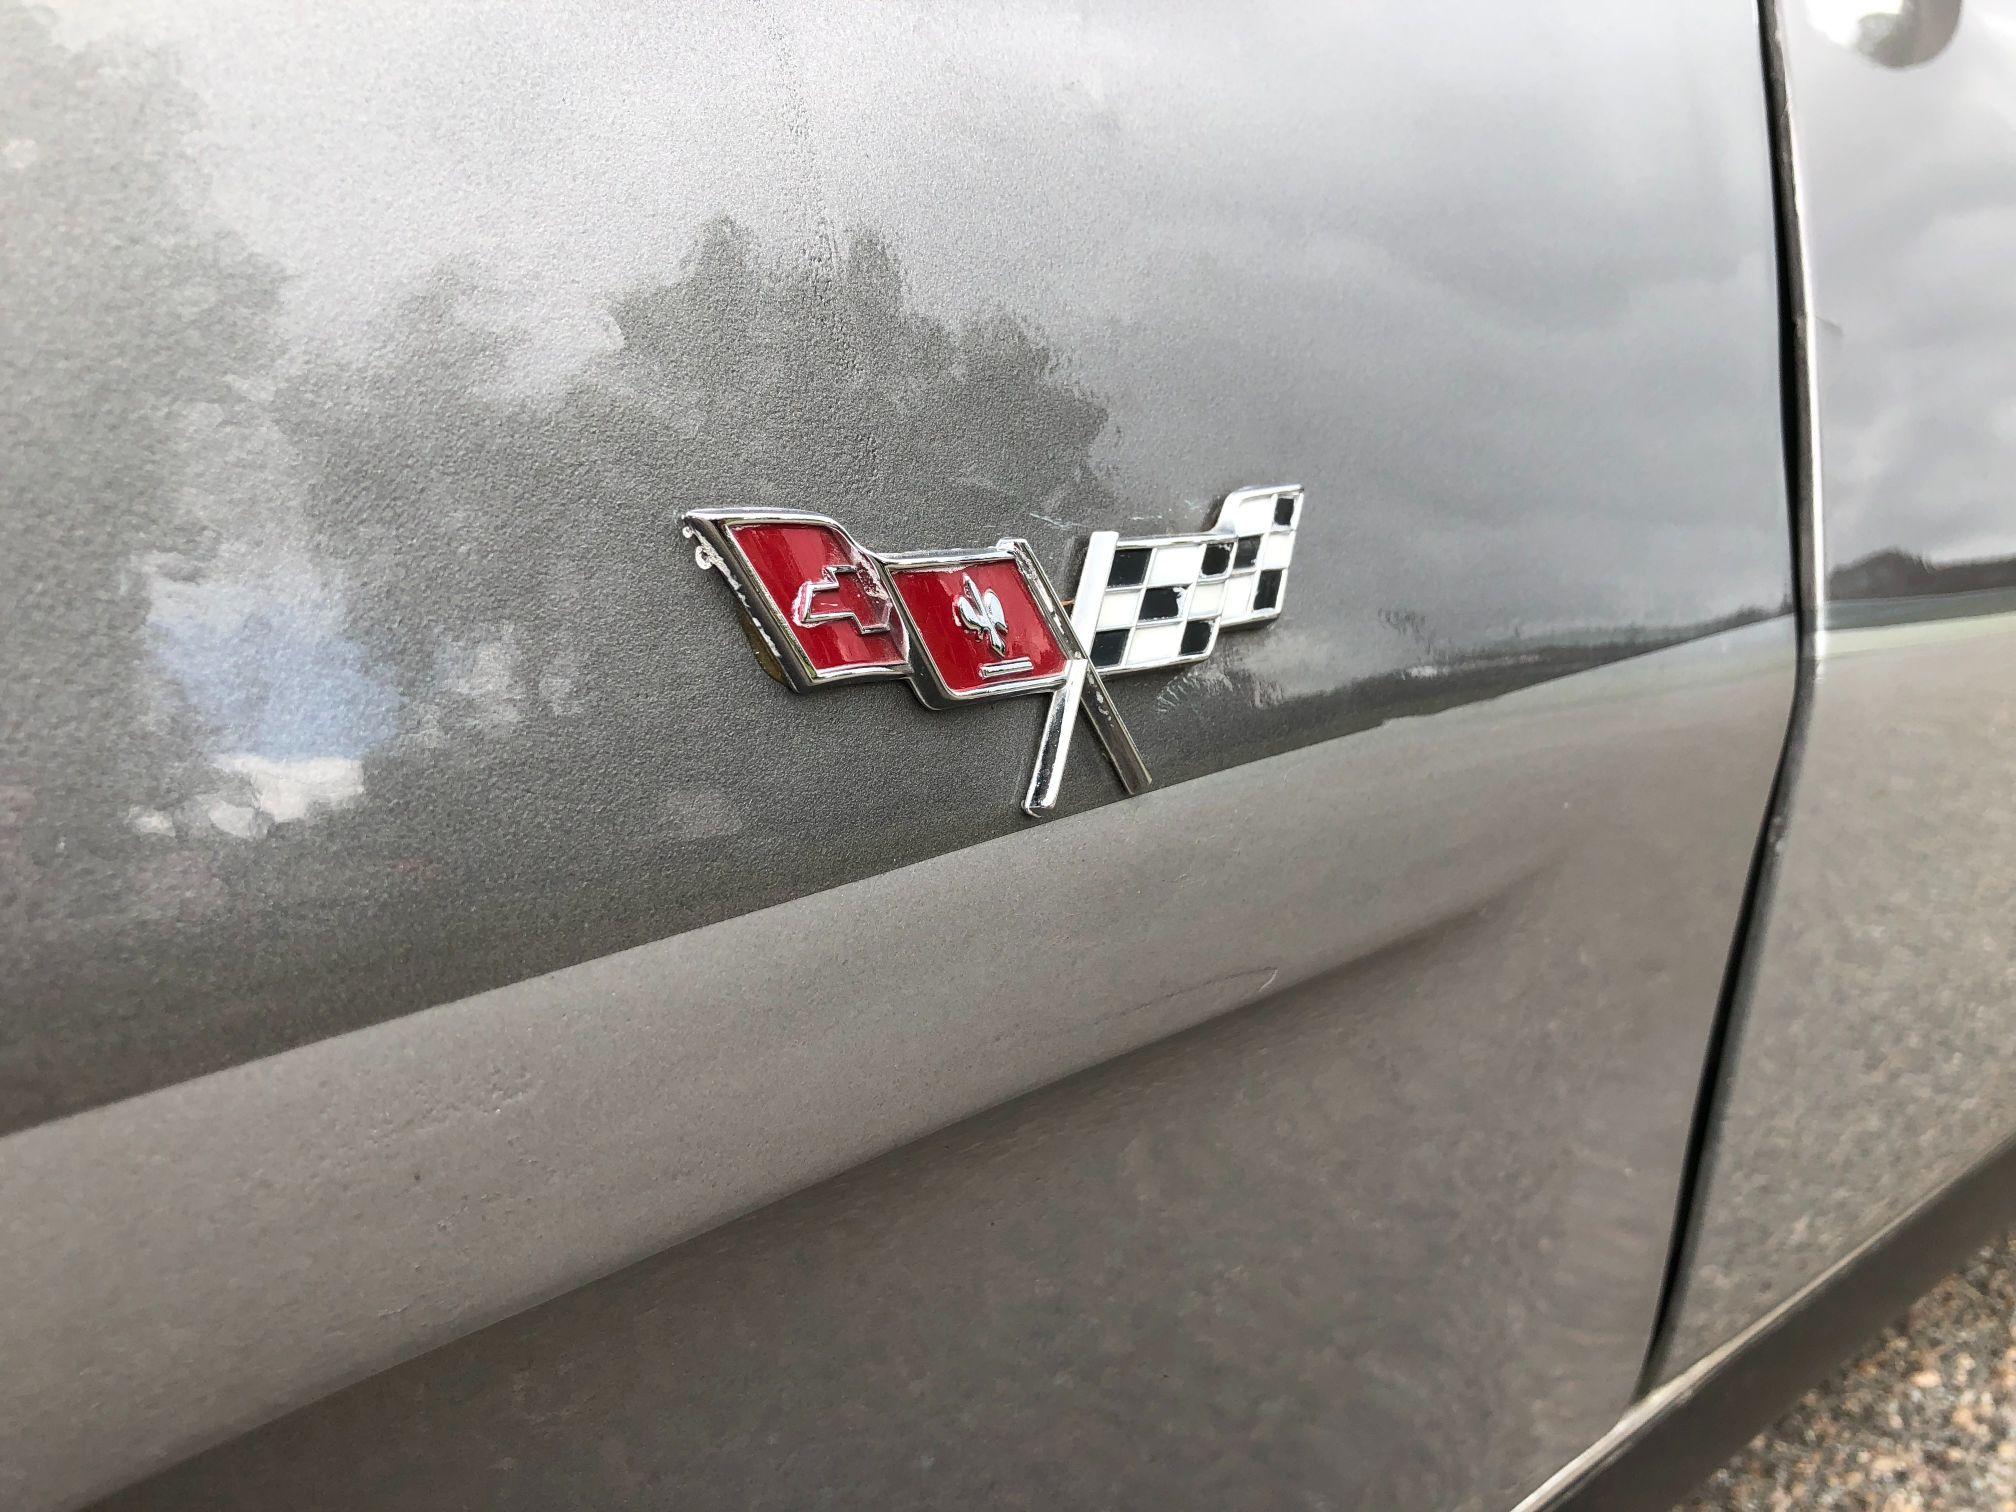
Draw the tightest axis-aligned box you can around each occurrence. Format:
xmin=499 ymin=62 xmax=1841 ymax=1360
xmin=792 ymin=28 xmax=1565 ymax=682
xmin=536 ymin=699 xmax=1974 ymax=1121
xmin=0 ymin=1 xmax=1793 ymax=1507
xmin=5 ymin=0 xmax=1789 ymax=1131
xmin=1661 ymin=0 xmax=2016 ymax=1374
xmin=86 ymin=634 xmax=1791 ymax=1512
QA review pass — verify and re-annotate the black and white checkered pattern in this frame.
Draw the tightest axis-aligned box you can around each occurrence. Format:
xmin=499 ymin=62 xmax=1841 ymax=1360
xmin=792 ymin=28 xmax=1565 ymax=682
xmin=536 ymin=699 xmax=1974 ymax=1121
xmin=1083 ymin=485 xmax=1302 ymax=674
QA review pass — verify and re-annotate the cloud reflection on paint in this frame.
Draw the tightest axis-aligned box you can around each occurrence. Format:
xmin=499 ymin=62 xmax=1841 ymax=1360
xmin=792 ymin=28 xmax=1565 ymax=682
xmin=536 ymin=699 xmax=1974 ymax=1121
xmin=4 ymin=0 xmax=1803 ymax=1129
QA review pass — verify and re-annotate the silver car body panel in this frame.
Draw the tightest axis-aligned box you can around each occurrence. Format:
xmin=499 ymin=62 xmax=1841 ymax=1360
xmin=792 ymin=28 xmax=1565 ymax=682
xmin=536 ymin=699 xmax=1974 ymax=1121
xmin=0 ymin=0 xmax=1821 ymax=1507
xmin=18 ymin=629 xmax=1788 ymax=1510
xmin=1660 ymin=0 xmax=2016 ymax=1376
xmin=4 ymin=0 xmax=1789 ymax=1129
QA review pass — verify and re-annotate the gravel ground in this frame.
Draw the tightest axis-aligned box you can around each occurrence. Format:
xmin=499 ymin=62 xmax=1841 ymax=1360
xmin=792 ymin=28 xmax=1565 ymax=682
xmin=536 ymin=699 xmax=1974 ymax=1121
xmin=1683 ymin=1231 xmax=2016 ymax=1510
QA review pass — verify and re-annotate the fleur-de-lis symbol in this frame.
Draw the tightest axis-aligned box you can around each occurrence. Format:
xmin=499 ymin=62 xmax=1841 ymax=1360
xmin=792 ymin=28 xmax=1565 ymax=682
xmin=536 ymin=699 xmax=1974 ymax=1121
xmin=953 ymin=573 xmax=1010 ymax=655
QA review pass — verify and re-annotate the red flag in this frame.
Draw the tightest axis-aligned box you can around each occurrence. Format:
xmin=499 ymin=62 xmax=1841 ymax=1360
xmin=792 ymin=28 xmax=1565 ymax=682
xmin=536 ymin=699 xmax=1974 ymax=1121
xmin=682 ymin=508 xmax=1150 ymax=813
xmin=883 ymin=551 xmax=1069 ymax=701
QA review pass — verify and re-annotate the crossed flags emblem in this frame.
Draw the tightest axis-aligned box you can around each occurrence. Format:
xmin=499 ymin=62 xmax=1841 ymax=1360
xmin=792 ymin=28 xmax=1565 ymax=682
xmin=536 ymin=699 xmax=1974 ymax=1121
xmin=681 ymin=484 xmax=1302 ymax=817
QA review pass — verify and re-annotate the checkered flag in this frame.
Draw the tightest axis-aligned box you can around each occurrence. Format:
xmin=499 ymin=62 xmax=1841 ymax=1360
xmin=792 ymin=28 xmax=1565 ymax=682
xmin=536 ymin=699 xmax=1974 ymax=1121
xmin=1078 ymin=485 xmax=1303 ymax=674
xmin=1020 ymin=484 xmax=1304 ymax=815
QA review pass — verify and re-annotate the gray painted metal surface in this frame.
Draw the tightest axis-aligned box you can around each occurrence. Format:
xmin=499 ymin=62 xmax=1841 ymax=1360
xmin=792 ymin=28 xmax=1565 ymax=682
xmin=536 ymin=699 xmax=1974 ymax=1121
xmin=0 ymin=0 xmax=1803 ymax=1507
xmin=1659 ymin=0 xmax=2016 ymax=1376
xmin=3 ymin=0 xmax=1787 ymax=1130
xmin=40 ymin=629 xmax=1789 ymax=1512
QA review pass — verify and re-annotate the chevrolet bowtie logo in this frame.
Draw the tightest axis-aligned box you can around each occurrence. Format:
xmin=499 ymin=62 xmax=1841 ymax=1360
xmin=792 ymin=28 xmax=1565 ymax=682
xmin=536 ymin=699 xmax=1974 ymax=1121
xmin=791 ymin=561 xmax=894 ymax=638
xmin=681 ymin=484 xmax=1303 ymax=817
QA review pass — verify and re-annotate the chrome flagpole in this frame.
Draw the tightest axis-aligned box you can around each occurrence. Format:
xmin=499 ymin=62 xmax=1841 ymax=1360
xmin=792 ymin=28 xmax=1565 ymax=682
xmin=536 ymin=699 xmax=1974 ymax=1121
xmin=1020 ymin=531 xmax=1151 ymax=817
